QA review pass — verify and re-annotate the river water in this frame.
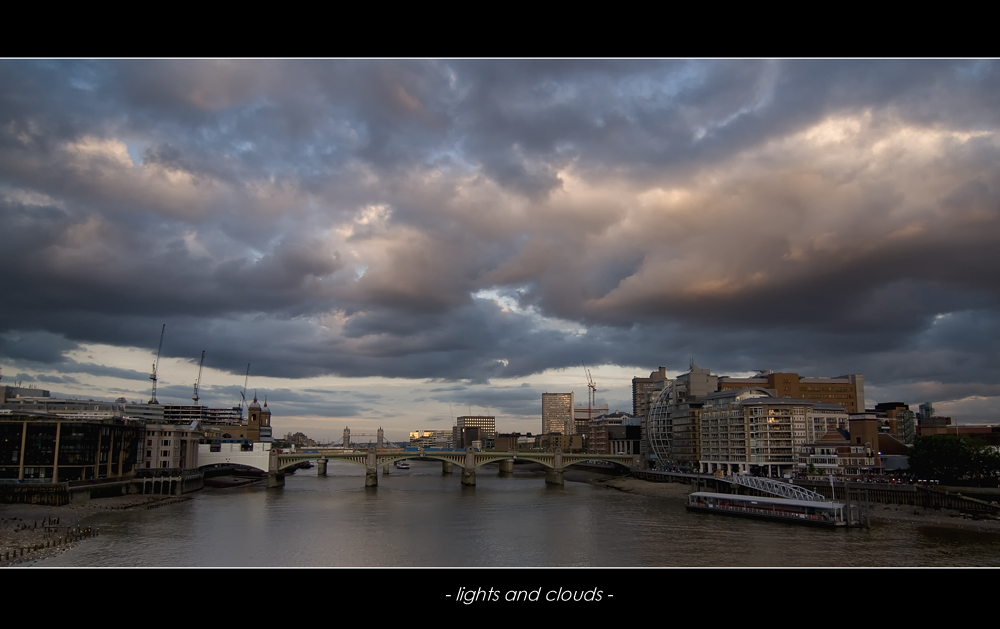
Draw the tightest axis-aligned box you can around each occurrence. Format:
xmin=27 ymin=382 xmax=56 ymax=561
xmin=28 ymin=460 xmax=1000 ymax=568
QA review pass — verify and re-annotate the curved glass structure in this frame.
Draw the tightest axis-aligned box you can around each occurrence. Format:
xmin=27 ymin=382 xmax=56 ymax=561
xmin=645 ymin=382 xmax=678 ymax=467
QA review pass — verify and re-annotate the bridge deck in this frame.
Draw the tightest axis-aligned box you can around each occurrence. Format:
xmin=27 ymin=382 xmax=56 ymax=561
xmin=277 ymin=450 xmax=637 ymax=471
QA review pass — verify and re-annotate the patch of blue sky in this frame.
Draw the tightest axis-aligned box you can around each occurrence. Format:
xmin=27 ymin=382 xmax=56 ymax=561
xmin=123 ymin=139 xmax=149 ymax=166
xmin=472 ymin=288 xmax=523 ymax=312
xmin=68 ymin=69 xmax=99 ymax=91
xmin=234 ymin=140 xmax=255 ymax=153
xmin=692 ymin=62 xmax=777 ymax=142
xmin=426 ymin=145 xmax=477 ymax=174
xmin=956 ymin=60 xmax=990 ymax=80
xmin=472 ymin=288 xmax=587 ymax=336
xmin=617 ymin=62 xmax=706 ymax=104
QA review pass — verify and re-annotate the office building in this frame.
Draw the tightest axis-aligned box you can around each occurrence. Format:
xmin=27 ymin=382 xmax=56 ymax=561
xmin=871 ymin=402 xmax=916 ymax=445
xmin=453 ymin=415 xmax=495 ymax=448
xmin=645 ymin=363 xmax=717 ymax=467
xmin=542 ymin=393 xmax=574 ymax=435
xmin=0 ymin=412 xmax=144 ymax=482
xmin=538 ymin=433 xmax=583 ymax=452
xmin=717 ymin=371 xmax=865 ymax=414
xmin=409 ymin=429 xmax=453 ymax=448
xmin=632 ymin=367 xmax=669 ymax=420
xmin=142 ymin=422 xmax=203 ymax=469
xmin=608 ymin=417 xmax=642 ymax=455
xmin=574 ymin=402 xmax=609 ymax=436
xmin=588 ymin=412 xmax=639 ymax=454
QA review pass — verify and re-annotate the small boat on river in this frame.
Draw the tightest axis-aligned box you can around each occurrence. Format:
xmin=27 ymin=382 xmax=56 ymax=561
xmin=395 ymin=460 xmax=411 ymax=469
xmin=687 ymin=491 xmax=847 ymax=527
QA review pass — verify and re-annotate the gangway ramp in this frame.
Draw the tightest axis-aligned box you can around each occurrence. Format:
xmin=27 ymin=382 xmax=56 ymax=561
xmin=725 ymin=476 xmax=825 ymax=502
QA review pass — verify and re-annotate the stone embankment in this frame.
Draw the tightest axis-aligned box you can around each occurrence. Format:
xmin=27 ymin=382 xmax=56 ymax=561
xmin=594 ymin=476 xmax=1000 ymax=533
xmin=0 ymin=495 xmax=189 ymax=567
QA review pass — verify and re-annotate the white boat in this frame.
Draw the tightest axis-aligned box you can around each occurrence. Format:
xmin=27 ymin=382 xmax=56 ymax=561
xmin=687 ymin=491 xmax=847 ymax=527
xmin=394 ymin=460 xmax=410 ymax=469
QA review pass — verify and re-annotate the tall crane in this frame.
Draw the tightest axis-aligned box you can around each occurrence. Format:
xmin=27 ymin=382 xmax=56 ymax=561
xmin=582 ymin=361 xmax=597 ymax=428
xmin=148 ymin=324 xmax=166 ymax=404
xmin=192 ymin=350 xmax=205 ymax=404
xmin=238 ymin=363 xmax=250 ymax=419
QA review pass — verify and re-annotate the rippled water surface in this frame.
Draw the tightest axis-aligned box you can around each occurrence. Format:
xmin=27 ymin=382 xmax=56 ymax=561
xmin=30 ymin=461 xmax=1000 ymax=567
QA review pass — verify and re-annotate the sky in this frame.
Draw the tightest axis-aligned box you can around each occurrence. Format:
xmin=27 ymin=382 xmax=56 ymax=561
xmin=1 ymin=59 xmax=999 ymax=442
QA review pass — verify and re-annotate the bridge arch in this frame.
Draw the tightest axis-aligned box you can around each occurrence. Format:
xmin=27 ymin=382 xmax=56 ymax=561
xmin=276 ymin=450 xmax=638 ymax=471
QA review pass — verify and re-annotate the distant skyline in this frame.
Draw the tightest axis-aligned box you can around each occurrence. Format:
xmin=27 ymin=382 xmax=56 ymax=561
xmin=2 ymin=59 xmax=999 ymax=440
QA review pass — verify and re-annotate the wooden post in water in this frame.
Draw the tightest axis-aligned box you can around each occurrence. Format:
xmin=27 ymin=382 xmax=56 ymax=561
xmin=845 ymin=481 xmax=853 ymax=527
xmin=864 ymin=489 xmax=871 ymax=528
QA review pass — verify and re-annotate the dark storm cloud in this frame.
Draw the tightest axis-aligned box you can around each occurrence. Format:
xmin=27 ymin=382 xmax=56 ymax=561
xmin=2 ymin=59 xmax=1000 ymax=417
xmin=424 ymin=381 xmax=546 ymax=418
xmin=13 ymin=372 xmax=80 ymax=385
xmin=146 ymin=383 xmax=369 ymax=418
xmin=63 ymin=362 xmax=151 ymax=381
xmin=0 ymin=328 xmax=156 ymax=381
xmin=0 ymin=331 xmax=80 ymax=363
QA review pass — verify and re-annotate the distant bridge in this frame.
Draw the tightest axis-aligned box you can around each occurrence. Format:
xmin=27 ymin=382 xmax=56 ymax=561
xmin=277 ymin=447 xmax=641 ymax=487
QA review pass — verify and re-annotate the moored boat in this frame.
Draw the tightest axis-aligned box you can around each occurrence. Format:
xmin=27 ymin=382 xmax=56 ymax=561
xmin=687 ymin=491 xmax=847 ymax=527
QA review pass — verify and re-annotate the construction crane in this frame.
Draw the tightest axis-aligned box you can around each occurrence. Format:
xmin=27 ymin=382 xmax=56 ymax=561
xmin=238 ymin=363 xmax=250 ymax=419
xmin=148 ymin=324 xmax=166 ymax=404
xmin=191 ymin=350 xmax=205 ymax=404
xmin=582 ymin=361 xmax=597 ymax=427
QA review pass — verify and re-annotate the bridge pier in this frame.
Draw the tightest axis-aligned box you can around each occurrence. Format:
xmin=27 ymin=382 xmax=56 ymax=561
xmin=365 ymin=447 xmax=378 ymax=487
xmin=499 ymin=459 xmax=514 ymax=474
xmin=545 ymin=468 xmax=564 ymax=485
xmin=461 ymin=447 xmax=476 ymax=486
xmin=267 ymin=448 xmax=284 ymax=488
xmin=383 ymin=464 xmax=390 ymax=474
xmin=546 ymin=449 xmax=564 ymax=486
xmin=442 ymin=461 xmax=453 ymax=474
xmin=267 ymin=471 xmax=285 ymax=488
xmin=316 ymin=458 xmax=327 ymax=476
xmin=461 ymin=467 xmax=476 ymax=486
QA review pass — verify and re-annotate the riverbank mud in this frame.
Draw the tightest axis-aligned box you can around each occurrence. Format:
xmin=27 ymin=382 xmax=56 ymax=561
xmin=0 ymin=495 xmax=189 ymax=567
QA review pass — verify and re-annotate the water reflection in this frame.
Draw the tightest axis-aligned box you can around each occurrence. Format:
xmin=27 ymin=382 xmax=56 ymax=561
xmin=30 ymin=461 xmax=1000 ymax=567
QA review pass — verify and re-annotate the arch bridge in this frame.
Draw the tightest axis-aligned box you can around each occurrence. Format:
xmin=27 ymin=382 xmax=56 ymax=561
xmin=277 ymin=447 xmax=640 ymax=487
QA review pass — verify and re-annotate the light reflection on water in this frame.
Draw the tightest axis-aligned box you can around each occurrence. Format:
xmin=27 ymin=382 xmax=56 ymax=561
xmin=30 ymin=461 xmax=1000 ymax=567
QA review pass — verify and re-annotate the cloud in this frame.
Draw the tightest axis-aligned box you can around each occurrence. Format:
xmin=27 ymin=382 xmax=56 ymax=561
xmin=2 ymin=60 xmax=1000 ymax=426
xmin=0 ymin=331 xmax=80 ymax=363
xmin=12 ymin=372 xmax=79 ymax=385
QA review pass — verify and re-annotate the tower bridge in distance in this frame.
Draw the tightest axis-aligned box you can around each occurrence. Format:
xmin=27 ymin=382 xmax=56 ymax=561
xmin=276 ymin=447 xmax=642 ymax=487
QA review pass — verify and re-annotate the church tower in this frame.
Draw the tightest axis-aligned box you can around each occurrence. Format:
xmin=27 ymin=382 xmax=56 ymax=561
xmin=245 ymin=393 xmax=273 ymax=442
